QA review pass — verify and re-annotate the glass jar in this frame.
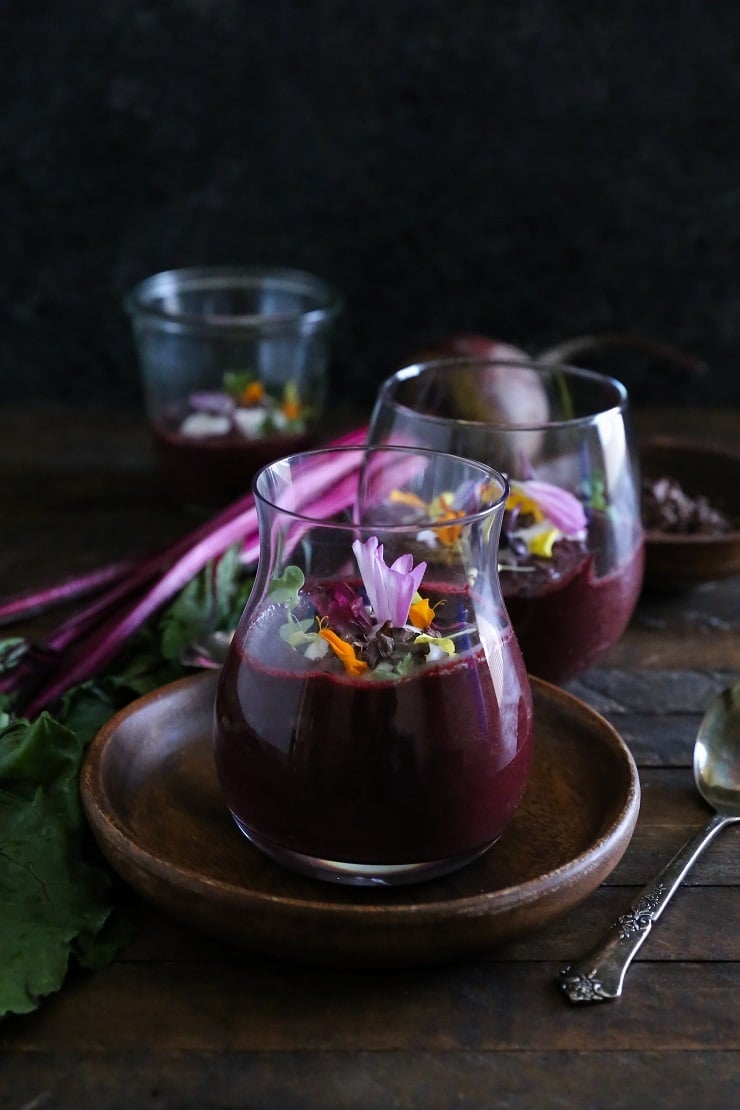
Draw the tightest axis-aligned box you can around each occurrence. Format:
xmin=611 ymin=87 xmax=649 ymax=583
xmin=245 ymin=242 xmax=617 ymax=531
xmin=125 ymin=265 xmax=342 ymax=508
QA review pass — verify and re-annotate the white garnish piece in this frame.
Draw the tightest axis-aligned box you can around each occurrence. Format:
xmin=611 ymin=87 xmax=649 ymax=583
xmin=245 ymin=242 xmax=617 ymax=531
xmin=180 ymin=413 xmax=232 ymax=438
xmin=424 ymin=642 xmax=451 ymax=663
xmin=304 ymin=637 xmax=330 ymax=659
xmin=233 ymin=408 xmax=269 ymax=438
xmin=415 ymin=529 xmax=439 ymax=548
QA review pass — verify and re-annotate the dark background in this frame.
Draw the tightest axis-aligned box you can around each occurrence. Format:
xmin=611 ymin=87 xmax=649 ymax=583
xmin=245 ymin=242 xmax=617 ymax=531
xmin=1 ymin=0 xmax=738 ymax=413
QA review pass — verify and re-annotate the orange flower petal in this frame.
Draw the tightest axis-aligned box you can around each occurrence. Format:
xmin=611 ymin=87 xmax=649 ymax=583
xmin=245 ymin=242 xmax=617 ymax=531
xmin=409 ymin=596 xmax=435 ymax=629
xmin=437 ymin=508 xmax=464 ymax=546
xmin=318 ymin=627 xmax=368 ymax=676
xmin=241 ymin=381 xmax=265 ymax=406
xmin=281 ymin=399 xmax=302 ymax=420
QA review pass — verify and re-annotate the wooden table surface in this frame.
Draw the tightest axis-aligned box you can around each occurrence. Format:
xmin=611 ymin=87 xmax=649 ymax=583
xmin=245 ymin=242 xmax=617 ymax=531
xmin=1 ymin=406 xmax=738 ymax=1108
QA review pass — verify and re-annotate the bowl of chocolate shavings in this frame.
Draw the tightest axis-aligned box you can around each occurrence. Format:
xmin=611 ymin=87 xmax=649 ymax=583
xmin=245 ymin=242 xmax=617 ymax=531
xmin=639 ymin=437 xmax=740 ymax=590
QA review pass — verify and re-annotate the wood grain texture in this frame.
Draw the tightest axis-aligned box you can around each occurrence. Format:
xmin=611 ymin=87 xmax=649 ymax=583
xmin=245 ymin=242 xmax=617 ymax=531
xmin=3 ymin=963 xmax=738 ymax=1053
xmin=1 ymin=1051 xmax=738 ymax=1110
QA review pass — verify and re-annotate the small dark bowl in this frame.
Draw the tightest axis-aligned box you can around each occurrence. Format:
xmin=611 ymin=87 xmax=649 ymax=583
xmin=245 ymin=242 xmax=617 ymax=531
xmin=639 ymin=437 xmax=740 ymax=591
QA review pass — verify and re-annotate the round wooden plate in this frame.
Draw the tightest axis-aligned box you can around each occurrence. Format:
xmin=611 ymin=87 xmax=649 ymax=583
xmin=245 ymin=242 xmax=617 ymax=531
xmin=81 ymin=672 xmax=639 ymax=967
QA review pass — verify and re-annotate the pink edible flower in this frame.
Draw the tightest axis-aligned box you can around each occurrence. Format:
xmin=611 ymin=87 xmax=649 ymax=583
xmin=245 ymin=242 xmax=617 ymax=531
xmin=515 ymin=479 xmax=587 ymax=536
xmin=189 ymin=391 xmax=236 ymax=417
xmin=352 ymin=536 xmax=426 ymax=628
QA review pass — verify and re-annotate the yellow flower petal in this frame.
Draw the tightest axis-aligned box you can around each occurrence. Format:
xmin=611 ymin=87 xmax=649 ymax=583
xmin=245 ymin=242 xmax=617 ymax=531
xmin=528 ymin=528 xmax=559 ymax=558
xmin=506 ymin=487 xmax=544 ymax=521
xmin=413 ymin=634 xmax=456 ymax=656
xmin=389 ymin=489 xmax=428 ymax=510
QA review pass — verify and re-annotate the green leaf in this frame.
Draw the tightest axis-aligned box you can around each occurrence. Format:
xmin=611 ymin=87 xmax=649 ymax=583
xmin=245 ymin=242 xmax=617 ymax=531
xmin=268 ymin=566 xmax=305 ymax=607
xmin=223 ymin=371 xmax=256 ymax=398
xmin=158 ymin=545 xmax=250 ymax=664
xmin=0 ymin=638 xmax=29 ymax=674
xmin=0 ymin=713 xmax=120 ymax=1018
xmin=580 ymin=470 xmax=608 ymax=512
xmin=278 ymin=614 xmax=315 ymax=647
xmin=0 ymin=549 xmax=253 ymax=1019
xmin=394 ymin=652 xmax=416 ymax=678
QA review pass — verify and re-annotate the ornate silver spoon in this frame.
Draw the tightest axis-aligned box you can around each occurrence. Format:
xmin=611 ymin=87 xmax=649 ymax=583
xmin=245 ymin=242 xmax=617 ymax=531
xmin=558 ymin=679 xmax=740 ymax=1003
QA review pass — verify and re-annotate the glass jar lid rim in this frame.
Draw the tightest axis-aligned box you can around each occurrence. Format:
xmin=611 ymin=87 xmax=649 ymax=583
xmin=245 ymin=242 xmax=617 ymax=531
xmin=123 ymin=265 xmax=343 ymax=329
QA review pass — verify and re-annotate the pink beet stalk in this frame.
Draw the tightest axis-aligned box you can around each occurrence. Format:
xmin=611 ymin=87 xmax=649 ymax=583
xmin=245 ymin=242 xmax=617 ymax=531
xmin=269 ymin=468 xmax=368 ymax=569
xmin=0 ymin=560 xmax=135 ymax=627
xmin=17 ymin=426 xmax=369 ymax=718
xmin=47 ymin=428 xmax=368 ymax=653
xmin=21 ymin=501 xmax=262 ymax=718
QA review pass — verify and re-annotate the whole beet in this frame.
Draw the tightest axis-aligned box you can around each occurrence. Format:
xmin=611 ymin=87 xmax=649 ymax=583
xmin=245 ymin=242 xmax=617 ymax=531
xmin=421 ymin=336 xmax=550 ymax=427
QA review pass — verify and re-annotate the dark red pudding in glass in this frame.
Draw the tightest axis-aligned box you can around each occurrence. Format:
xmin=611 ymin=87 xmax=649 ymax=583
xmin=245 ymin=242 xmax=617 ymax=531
xmin=214 ymin=592 xmax=533 ymax=867
xmin=501 ymin=535 xmax=644 ymax=684
xmin=152 ymin=423 xmax=312 ymax=508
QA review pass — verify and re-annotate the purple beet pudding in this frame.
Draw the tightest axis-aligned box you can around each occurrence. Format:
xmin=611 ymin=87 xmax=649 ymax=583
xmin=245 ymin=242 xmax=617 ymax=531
xmin=501 ymin=538 xmax=644 ymax=683
xmin=498 ymin=480 xmax=644 ymax=684
xmin=152 ymin=373 xmax=314 ymax=507
xmin=214 ymin=579 xmax=533 ymax=878
xmin=153 ymin=422 xmax=311 ymax=507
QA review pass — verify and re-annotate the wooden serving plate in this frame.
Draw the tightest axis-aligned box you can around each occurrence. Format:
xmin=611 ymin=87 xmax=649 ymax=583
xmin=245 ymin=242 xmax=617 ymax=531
xmin=81 ymin=672 xmax=639 ymax=967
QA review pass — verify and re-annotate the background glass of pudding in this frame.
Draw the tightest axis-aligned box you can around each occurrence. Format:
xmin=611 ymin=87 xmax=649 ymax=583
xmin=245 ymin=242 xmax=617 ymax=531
xmin=368 ymin=358 xmax=645 ymax=685
xmin=213 ymin=445 xmax=534 ymax=886
xmin=125 ymin=265 xmax=343 ymax=508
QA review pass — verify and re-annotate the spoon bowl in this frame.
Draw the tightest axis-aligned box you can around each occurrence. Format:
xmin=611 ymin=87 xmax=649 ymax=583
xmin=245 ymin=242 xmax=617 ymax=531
xmin=694 ymin=682 xmax=740 ymax=815
xmin=559 ymin=679 xmax=740 ymax=1002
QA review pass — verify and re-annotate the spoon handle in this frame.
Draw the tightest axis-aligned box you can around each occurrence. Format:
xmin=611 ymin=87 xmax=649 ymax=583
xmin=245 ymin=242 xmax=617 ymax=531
xmin=558 ymin=812 xmax=736 ymax=1003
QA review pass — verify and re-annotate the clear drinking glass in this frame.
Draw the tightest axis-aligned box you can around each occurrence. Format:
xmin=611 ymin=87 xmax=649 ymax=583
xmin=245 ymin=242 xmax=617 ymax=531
xmin=124 ymin=266 xmax=343 ymax=508
xmin=213 ymin=445 xmax=534 ymax=886
xmin=368 ymin=358 xmax=645 ymax=685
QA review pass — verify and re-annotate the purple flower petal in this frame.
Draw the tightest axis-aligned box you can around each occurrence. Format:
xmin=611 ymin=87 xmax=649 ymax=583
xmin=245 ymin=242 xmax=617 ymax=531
xmin=305 ymin=580 xmax=372 ymax=638
xmin=352 ymin=536 xmax=427 ymax=627
xmin=391 ymin=553 xmax=426 ymax=600
xmin=189 ymin=391 xmax=236 ymax=417
xmin=519 ymin=479 xmax=587 ymax=535
xmin=389 ymin=553 xmax=414 ymax=575
xmin=450 ymin=478 xmax=479 ymax=514
xmin=352 ymin=536 xmax=385 ymax=621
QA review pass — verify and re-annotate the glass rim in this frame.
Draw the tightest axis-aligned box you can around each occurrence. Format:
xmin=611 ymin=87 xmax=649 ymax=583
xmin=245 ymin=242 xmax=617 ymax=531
xmin=252 ymin=444 xmax=510 ymax=530
xmin=123 ymin=265 xmax=344 ymax=333
xmin=375 ymin=357 xmax=630 ymax=432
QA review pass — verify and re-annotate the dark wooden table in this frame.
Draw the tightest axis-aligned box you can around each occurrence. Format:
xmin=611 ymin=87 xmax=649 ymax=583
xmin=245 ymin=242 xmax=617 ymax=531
xmin=1 ymin=406 xmax=738 ymax=1108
